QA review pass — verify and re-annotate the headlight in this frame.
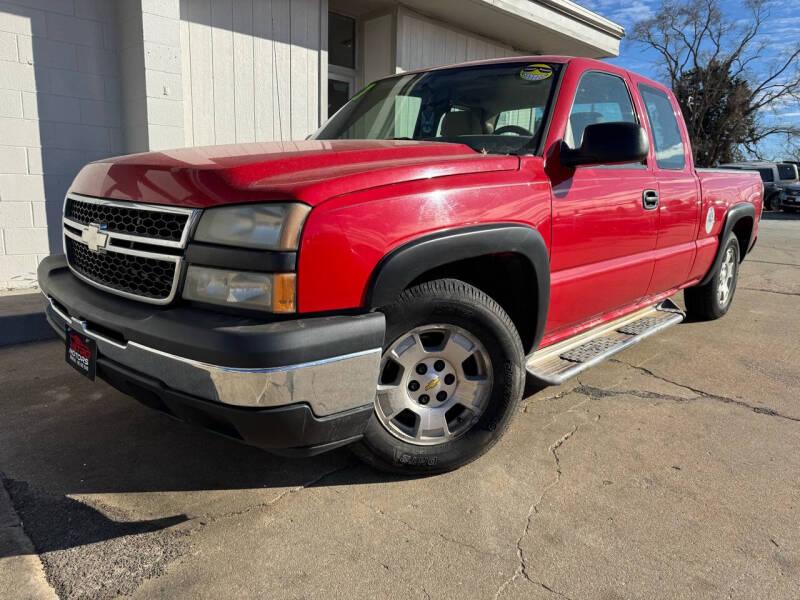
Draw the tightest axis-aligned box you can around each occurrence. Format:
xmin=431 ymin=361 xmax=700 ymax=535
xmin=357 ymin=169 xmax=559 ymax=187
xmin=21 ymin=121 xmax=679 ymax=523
xmin=183 ymin=266 xmax=296 ymax=312
xmin=193 ymin=203 xmax=310 ymax=250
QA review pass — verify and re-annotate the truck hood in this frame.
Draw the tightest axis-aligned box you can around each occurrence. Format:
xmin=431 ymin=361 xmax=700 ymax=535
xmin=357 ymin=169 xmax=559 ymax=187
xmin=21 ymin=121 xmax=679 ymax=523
xmin=70 ymin=140 xmax=520 ymax=208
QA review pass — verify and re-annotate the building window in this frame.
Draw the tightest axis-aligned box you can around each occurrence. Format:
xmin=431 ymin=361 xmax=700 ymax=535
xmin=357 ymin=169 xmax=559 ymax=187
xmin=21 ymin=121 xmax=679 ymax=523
xmin=328 ymin=12 xmax=356 ymax=117
xmin=329 ymin=12 xmax=355 ymax=69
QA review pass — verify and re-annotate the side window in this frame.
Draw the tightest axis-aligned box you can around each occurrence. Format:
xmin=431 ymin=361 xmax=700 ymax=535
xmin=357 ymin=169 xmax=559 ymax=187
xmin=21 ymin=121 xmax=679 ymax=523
xmin=639 ymin=85 xmax=686 ymax=170
xmin=338 ymin=95 xmax=421 ymax=139
xmin=567 ymin=71 xmax=637 ymax=147
xmin=394 ymin=96 xmax=421 ymax=138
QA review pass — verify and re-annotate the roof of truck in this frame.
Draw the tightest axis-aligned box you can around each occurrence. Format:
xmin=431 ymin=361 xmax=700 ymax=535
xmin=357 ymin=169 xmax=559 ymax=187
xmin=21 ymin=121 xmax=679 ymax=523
xmin=376 ymin=55 xmax=668 ymax=95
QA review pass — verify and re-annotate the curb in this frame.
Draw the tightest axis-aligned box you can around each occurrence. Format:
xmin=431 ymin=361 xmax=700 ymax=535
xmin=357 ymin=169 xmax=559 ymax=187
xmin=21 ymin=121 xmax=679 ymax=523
xmin=0 ymin=293 xmax=56 ymax=348
xmin=0 ymin=478 xmax=58 ymax=600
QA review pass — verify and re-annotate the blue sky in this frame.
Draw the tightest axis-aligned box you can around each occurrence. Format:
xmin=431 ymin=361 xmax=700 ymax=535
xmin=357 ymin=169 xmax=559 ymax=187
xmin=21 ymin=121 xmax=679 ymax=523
xmin=581 ymin=0 xmax=800 ymax=160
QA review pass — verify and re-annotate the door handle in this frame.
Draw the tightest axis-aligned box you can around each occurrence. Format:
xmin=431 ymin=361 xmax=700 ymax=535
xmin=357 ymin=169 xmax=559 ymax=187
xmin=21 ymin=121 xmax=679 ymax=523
xmin=642 ymin=189 xmax=659 ymax=210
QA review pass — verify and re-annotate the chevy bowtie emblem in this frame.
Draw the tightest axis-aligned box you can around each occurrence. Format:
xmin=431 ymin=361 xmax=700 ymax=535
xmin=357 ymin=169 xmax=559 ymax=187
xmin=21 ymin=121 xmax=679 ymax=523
xmin=424 ymin=376 xmax=440 ymax=392
xmin=81 ymin=223 xmax=109 ymax=252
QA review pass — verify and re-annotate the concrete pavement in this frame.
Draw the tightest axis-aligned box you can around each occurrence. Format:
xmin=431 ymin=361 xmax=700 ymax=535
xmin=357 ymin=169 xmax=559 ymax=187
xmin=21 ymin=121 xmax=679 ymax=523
xmin=0 ymin=214 xmax=798 ymax=599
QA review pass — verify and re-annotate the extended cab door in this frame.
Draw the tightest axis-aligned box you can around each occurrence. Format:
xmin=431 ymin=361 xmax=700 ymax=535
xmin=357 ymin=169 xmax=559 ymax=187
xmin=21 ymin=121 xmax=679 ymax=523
xmin=543 ymin=67 xmax=658 ymax=335
xmin=637 ymin=83 xmax=701 ymax=294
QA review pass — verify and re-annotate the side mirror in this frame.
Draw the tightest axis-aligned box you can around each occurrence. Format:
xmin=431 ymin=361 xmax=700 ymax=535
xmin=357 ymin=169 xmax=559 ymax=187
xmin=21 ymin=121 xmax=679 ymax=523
xmin=560 ymin=122 xmax=649 ymax=168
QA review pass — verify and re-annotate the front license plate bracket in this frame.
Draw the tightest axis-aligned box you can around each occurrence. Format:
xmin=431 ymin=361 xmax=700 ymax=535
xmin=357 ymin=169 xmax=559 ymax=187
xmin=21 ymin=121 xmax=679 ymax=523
xmin=65 ymin=327 xmax=97 ymax=380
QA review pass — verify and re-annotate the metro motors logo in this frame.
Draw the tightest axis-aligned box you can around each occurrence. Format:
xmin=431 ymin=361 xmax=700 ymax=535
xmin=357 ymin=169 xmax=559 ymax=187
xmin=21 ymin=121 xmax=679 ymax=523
xmin=68 ymin=333 xmax=90 ymax=371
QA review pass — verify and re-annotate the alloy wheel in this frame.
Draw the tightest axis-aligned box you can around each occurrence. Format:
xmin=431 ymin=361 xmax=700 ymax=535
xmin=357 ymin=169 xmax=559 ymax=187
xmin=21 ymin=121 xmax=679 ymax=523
xmin=374 ymin=324 xmax=493 ymax=445
xmin=717 ymin=246 xmax=736 ymax=306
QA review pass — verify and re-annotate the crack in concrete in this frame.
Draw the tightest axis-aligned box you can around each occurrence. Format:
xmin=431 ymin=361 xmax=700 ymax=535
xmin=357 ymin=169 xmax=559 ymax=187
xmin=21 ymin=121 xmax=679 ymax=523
xmin=365 ymin=503 xmax=503 ymax=561
xmin=740 ymin=286 xmax=800 ymax=297
xmin=195 ymin=463 xmax=356 ymax=526
xmin=494 ymin=426 xmax=579 ymax=600
xmin=521 ymin=384 xmax=581 ymax=413
xmin=747 ymin=259 xmax=800 ymax=268
xmin=605 ymin=360 xmax=800 ymax=423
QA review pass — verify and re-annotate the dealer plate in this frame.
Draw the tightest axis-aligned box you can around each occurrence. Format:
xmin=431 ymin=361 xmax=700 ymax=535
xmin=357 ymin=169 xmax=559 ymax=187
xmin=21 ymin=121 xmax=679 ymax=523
xmin=65 ymin=327 xmax=97 ymax=380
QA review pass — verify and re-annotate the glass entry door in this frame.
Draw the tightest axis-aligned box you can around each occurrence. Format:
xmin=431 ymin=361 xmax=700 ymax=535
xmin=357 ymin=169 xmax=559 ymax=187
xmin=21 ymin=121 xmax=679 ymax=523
xmin=328 ymin=71 xmax=354 ymax=117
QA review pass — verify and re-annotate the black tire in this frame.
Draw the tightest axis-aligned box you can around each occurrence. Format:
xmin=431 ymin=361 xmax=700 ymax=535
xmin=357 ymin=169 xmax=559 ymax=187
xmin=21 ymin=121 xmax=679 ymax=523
xmin=768 ymin=195 xmax=781 ymax=211
xmin=351 ymin=278 xmax=525 ymax=475
xmin=684 ymin=232 xmax=741 ymax=320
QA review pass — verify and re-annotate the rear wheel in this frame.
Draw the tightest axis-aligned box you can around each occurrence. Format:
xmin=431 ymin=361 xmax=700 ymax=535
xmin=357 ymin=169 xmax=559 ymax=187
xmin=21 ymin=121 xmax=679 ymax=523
xmin=684 ymin=232 xmax=740 ymax=320
xmin=351 ymin=279 xmax=525 ymax=474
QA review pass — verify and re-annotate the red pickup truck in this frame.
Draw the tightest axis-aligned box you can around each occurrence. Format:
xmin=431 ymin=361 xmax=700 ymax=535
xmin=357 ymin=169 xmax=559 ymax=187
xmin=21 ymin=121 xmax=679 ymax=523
xmin=39 ymin=56 xmax=762 ymax=473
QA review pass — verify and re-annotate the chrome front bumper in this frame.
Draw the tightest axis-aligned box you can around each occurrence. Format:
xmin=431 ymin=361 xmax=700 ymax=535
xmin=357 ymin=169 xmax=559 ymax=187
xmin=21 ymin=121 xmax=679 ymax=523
xmin=46 ymin=297 xmax=382 ymax=417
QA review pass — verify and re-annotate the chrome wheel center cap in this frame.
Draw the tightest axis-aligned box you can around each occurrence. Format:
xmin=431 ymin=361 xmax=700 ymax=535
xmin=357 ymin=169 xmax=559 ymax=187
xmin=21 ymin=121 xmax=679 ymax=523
xmin=423 ymin=374 xmax=442 ymax=392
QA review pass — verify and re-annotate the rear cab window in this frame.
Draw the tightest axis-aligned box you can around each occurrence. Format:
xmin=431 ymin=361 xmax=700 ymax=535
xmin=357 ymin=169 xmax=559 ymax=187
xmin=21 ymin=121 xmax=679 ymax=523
xmin=639 ymin=84 xmax=686 ymax=170
xmin=777 ymin=163 xmax=798 ymax=181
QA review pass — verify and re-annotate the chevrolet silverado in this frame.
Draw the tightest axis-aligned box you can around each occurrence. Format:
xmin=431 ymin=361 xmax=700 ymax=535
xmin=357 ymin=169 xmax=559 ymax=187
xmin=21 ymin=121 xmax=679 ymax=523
xmin=39 ymin=56 xmax=763 ymax=473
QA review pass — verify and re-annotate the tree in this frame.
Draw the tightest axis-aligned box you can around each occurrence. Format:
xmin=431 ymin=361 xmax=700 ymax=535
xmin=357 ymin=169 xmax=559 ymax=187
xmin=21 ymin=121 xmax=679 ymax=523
xmin=631 ymin=0 xmax=800 ymax=166
xmin=673 ymin=62 xmax=756 ymax=164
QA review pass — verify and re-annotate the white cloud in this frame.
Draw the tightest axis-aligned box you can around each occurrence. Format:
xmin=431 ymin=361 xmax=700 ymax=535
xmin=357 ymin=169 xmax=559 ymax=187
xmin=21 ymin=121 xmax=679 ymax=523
xmin=582 ymin=0 xmax=655 ymax=26
xmin=613 ymin=1 xmax=655 ymax=23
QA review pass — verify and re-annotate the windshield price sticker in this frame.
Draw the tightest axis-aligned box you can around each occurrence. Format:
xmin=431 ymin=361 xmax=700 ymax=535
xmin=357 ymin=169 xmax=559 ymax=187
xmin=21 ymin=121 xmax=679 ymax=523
xmin=520 ymin=64 xmax=553 ymax=81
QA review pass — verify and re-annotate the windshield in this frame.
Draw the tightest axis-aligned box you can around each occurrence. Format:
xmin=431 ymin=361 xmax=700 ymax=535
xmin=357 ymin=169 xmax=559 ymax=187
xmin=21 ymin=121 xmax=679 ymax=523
xmin=313 ymin=62 xmax=563 ymax=155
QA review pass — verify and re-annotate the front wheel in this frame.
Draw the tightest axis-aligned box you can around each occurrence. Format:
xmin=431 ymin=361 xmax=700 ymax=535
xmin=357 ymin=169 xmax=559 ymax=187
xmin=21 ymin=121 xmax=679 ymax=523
xmin=351 ymin=279 xmax=525 ymax=474
xmin=684 ymin=232 xmax=741 ymax=320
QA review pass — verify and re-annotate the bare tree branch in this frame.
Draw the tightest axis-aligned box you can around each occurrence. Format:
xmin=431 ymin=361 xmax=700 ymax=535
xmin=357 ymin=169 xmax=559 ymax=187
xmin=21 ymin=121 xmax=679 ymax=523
xmin=630 ymin=0 xmax=800 ymax=164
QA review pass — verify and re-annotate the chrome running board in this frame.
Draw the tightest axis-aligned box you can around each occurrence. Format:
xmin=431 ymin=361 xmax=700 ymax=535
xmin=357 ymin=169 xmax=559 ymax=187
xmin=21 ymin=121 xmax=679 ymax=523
xmin=525 ymin=299 xmax=685 ymax=386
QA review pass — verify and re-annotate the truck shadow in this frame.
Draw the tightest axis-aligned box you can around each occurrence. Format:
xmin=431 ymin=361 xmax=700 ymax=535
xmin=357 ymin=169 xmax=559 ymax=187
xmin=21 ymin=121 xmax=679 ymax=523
xmin=762 ymin=211 xmax=800 ymax=221
xmin=2 ymin=478 xmax=189 ymax=556
xmin=0 ymin=340 xmax=552 ymax=558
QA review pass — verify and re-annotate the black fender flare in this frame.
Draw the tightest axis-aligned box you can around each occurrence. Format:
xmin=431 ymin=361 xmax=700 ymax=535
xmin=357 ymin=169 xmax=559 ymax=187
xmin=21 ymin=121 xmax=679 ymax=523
xmin=366 ymin=224 xmax=550 ymax=351
xmin=699 ymin=202 xmax=756 ymax=286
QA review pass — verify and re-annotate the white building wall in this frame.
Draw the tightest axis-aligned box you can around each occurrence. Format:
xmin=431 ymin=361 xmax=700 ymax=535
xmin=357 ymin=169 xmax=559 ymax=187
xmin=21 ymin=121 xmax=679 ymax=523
xmin=396 ymin=7 xmax=517 ymax=73
xmin=119 ymin=0 xmax=185 ymax=153
xmin=0 ymin=0 xmax=123 ymax=290
xmin=179 ymin=0 xmax=324 ymax=145
xmin=362 ymin=12 xmax=392 ymax=85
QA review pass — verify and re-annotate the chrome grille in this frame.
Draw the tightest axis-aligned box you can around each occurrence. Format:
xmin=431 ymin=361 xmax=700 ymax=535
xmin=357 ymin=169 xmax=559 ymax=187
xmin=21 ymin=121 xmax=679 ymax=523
xmin=66 ymin=237 xmax=178 ymax=300
xmin=62 ymin=193 xmax=198 ymax=304
xmin=66 ymin=196 xmax=189 ymax=243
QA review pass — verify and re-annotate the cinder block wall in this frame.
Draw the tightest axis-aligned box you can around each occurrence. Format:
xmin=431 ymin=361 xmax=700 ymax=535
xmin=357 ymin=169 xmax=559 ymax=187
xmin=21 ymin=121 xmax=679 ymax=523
xmin=0 ymin=0 xmax=323 ymax=291
xmin=0 ymin=0 xmax=123 ymax=290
